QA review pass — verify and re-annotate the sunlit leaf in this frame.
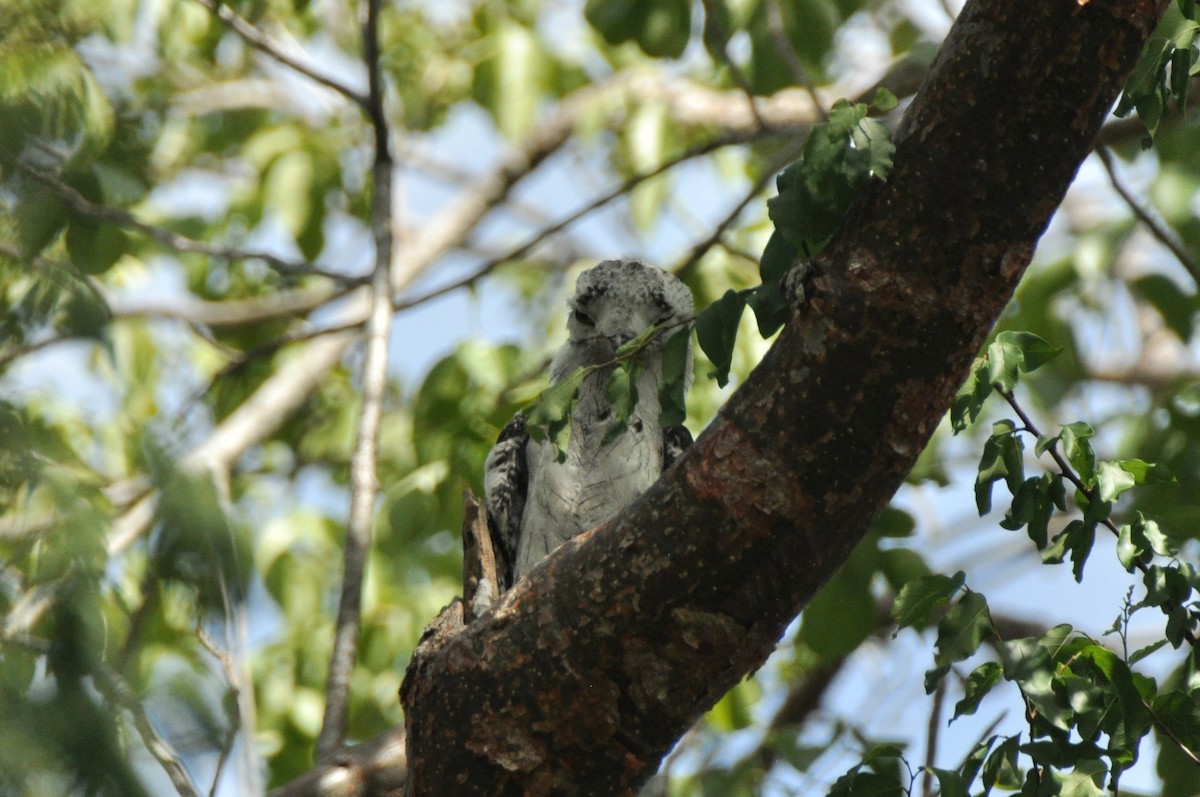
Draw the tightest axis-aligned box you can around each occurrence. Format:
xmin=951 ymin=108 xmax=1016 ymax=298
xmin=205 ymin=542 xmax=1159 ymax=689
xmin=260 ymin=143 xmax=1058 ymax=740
xmin=892 ymin=570 xmax=965 ymax=630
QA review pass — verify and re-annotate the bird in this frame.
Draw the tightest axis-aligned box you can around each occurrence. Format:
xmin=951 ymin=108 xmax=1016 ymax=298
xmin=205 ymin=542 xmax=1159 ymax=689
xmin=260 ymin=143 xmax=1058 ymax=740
xmin=483 ymin=259 xmax=694 ymax=592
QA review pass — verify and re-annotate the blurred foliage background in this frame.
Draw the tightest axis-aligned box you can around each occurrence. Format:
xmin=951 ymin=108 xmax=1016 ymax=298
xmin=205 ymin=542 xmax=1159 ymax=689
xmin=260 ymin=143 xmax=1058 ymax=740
xmin=1 ymin=0 xmax=1198 ymax=794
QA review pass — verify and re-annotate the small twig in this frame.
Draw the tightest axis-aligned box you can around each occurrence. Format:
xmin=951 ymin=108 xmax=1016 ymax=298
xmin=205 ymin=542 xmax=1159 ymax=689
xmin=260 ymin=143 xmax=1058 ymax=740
xmin=997 ymin=388 xmax=1197 ymax=647
xmin=0 ymin=333 xmax=80 ymax=371
xmin=316 ymin=0 xmax=395 ymax=762
xmin=190 ymin=0 xmax=369 ymax=109
xmin=92 ymin=663 xmax=204 ymax=797
xmin=700 ymin=0 xmax=770 ymax=131
xmin=1096 ymin=145 xmax=1200 ymax=286
xmin=764 ymin=0 xmax=827 ymax=121
xmin=105 ymin=282 xmax=349 ymax=327
xmin=921 ymin=676 xmax=946 ymax=797
xmin=1147 ymin=701 xmax=1200 ymax=766
xmin=394 ymin=128 xmax=785 ymax=307
xmin=195 ymin=627 xmax=243 ymax=797
xmin=14 ymin=161 xmax=359 ymax=285
xmin=674 ymin=137 xmax=806 ymax=279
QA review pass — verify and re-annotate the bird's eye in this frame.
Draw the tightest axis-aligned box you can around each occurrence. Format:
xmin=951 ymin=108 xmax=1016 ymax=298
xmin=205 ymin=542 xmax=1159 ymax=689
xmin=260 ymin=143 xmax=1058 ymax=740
xmin=573 ymin=309 xmax=596 ymax=327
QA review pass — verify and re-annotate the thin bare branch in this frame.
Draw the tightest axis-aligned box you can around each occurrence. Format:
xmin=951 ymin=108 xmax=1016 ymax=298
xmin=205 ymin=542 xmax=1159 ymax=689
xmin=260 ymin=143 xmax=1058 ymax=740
xmin=103 ymin=74 xmax=788 ymax=556
xmin=15 ymin=162 xmax=359 ymax=285
xmin=317 ymin=0 xmax=396 ymax=761
xmin=0 ymin=333 xmax=80 ymax=371
xmin=764 ymin=0 xmax=827 ymax=120
xmin=998 ymin=388 xmax=1197 ymax=647
xmin=921 ymin=676 xmax=946 ymax=797
xmin=267 ymin=729 xmax=407 ymax=797
xmin=92 ymin=663 xmax=205 ymax=797
xmin=426 ymin=128 xmax=788 ymax=302
xmin=700 ymin=0 xmax=770 ymax=130
xmin=674 ymin=138 xmax=806 ymax=279
xmin=1096 ymin=145 xmax=1200 ymax=285
xmin=104 ymin=283 xmax=348 ymax=327
xmin=190 ymin=0 xmax=369 ymax=108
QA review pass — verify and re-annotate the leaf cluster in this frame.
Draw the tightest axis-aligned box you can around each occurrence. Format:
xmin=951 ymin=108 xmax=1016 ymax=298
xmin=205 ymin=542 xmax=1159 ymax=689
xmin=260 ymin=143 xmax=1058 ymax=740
xmin=1115 ymin=0 xmax=1200 ymax=141
xmin=896 ymin=572 xmax=1200 ymax=796
xmin=524 ymin=325 xmax=691 ymax=460
xmin=693 ymin=91 xmax=897 ymax=387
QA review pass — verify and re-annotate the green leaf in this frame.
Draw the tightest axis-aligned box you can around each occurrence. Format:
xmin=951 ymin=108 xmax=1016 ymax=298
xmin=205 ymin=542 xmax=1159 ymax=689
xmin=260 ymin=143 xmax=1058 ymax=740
xmin=60 ymin=287 xmax=112 ymax=340
xmin=1067 ymin=519 xmax=1097 ymax=583
xmin=1096 ymin=461 xmax=1136 ymax=502
xmin=855 ymin=117 xmax=894 ymax=179
xmin=585 ymin=0 xmax=691 ymax=58
xmin=1141 ymin=564 xmax=1191 ymax=613
xmin=799 ymin=544 xmax=878 ymax=659
xmin=1128 ymin=638 xmax=1168 ymax=663
xmin=1024 ymin=473 xmax=1059 ymax=549
xmin=65 ymin=217 xmax=128 ymax=275
xmin=745 ymin=281 xmax=790 ymax=339
xmin=873 ymin=506 xmax=915 ymax=538
xmin=950 ymin=358 xmax=992 ymax=432
xmin=961 ymin=736 xmax=997 ymax=789
xmin=603 ymin=361 xmax=639 ymax=440
xmin=1134 ymin=274 xmax=1197 ymax=342
xmin=765 ymin=97 xmax=894 ymax=259
xmin=981 ymin=736 xmax=1021 ymax=796
xmin=0 ymin=40 xmax=114 ymax=168
xmin=636 ymin=0 xmax=691 ymax=58
xmin=892 ymin=571 xmax=965 ymax=630
xmin=1138 ymin=515 xmax=1173 ymax=556
xmin=879 ymin=547 xmax=932 ymax=594
xmin=975 ymin=420 xmax=1020 ymax=515
xmin=1115 ymin=458 xmax=1175 ymax=486
xmin=695 ymin=289 xmax=746 ymax=387
xmin=657 ymin=328 xmax=690 ymax=427
xmin=11 ymin=176 xmax=69 ymax=259
xmin=985 ymin=331 xmax=1060 ymax=391
xmin=1047 ymin=760 xmax=1107 ymax=797
xmin=827 ymin=769 xmax=904 ymax=797
xmin=928 ymin=768 xmax=968 ymax=797
xmin=525 ymin=368 xmax=585 ymax=460
xmin=1072 ymin=642 xmax=1153 ymax=781
xmin=613 ymin=325 xmax=659 ymax=358
xmin=934 ymin=591 xmax=992 ymax=667
xmin=1117 ymin=521 xmax=1144 ymax=572
xmin=1117 ymin=512 xmax=1171 ymax=571
xmin=952 ymin=661 xmax=1002 ymax=721
xmin=998 ymin=628 xmax=1077 ymax=735
xmin=472 ymin=18 xmax=549 ymax=140
xmin=747 ymin=230 xmax=796 ymax=338
xmin=1059 ymin=421 xmax=1096 ymax=483
xmin=1116 ymin=36 xmax=1171 ymax=136
xmin=1151 ymin=691 xmax=1200 ymax=751
xmin=869 ymin=87 xmax=899 ymax=112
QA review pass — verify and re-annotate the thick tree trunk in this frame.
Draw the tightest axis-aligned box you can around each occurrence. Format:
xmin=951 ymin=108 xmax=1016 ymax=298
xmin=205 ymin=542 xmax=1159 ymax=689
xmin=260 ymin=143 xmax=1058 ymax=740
xmin=401 ymin=0 xmax=1169 ymax=794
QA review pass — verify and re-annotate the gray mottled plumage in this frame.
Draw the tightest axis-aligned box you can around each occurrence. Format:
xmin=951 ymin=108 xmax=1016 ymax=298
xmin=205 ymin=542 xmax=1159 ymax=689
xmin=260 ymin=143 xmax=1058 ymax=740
xmin=484 ymin=259 xmax=694 ymax=591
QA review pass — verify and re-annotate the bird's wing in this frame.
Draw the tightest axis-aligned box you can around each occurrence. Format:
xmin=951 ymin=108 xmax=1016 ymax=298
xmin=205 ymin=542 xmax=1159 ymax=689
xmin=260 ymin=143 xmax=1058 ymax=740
xmin=662 ymin=424 xmax=693 ymax=469
xmin=484 ymin=412 xmax=529 ymax=591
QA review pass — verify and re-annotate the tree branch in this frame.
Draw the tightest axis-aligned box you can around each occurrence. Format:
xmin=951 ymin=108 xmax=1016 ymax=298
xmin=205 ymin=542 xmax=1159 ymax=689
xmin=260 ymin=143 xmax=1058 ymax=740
xmin=317 ymin=0 xmax=396 ymax=761
xmin=400 ymin=1 xmax=1170 ymax=793
xmin=189 ymin=0 xmax=369 ymax=109
xmin=14 ymin=162 xmax=359 ymax=285
xmin=103 ymin=283 xmax=348 ymax=327
xmin=674 ymin=138 xmax=805 ymax=279
xmin=1095 ymin=144 xmax=1200 ymax=285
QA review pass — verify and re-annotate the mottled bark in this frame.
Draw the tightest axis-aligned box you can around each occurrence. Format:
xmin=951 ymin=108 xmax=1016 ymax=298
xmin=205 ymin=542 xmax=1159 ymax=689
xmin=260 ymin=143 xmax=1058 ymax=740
xmin=401 ymin=0 xmax=1169 ymax=794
